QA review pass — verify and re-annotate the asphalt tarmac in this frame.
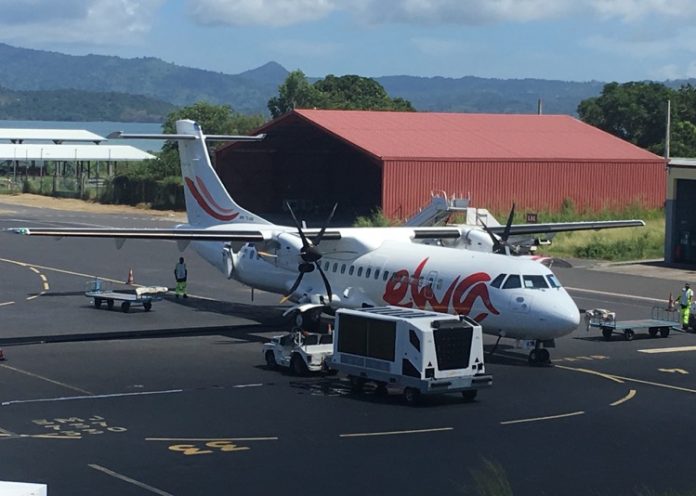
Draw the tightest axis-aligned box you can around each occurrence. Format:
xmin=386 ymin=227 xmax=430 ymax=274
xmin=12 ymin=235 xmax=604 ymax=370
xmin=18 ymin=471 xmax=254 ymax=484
xmin=1 ymin=201 xmax=695 ymax=496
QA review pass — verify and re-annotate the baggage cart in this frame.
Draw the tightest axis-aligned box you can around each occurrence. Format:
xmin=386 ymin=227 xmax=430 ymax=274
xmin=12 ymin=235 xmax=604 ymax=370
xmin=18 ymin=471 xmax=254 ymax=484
xmin=84 ymin=278 xmax=168 ymax=313
xmin=585 ymin=306 xmax=681 ymax=341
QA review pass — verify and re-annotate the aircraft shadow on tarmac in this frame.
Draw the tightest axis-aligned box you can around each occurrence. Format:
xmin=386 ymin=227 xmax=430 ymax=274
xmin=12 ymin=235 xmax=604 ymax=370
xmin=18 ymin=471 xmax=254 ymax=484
xmin=164 ymin=294 xmax=288 ymax=327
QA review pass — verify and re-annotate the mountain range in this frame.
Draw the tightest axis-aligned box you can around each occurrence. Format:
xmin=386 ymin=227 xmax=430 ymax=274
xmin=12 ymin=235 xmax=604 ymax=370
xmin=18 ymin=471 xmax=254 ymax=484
xmin=0 ymin=42 xmax=683 ymax=122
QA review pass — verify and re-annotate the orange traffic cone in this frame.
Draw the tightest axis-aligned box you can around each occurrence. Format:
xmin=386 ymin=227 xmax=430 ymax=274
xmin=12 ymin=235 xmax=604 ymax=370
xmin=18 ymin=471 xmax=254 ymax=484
xmin=0 ymin=348 xmax=5 ymax=361
xmin=668 ymin=292 xmax=675 ymax=311
xmin=126 ymin=268 xmax=134 ymax=285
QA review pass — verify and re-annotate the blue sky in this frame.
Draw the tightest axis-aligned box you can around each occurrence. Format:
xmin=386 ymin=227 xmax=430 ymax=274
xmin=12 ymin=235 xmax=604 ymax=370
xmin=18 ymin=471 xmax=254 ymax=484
xmin=1 ymin=0 xmax=696 ymax=82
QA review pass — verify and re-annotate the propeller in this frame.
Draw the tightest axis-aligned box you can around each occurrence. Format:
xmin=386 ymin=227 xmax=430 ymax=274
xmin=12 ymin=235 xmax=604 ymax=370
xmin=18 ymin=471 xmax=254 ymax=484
xmin=479 ymin=203 xmax=516 ymax=255
xmin=280 ymin=202 xmax=337 ymax=304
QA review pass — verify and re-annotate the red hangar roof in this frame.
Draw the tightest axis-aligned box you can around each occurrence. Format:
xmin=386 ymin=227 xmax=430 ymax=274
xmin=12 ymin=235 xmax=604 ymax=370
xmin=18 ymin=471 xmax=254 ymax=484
xmin=276 ymin=109 xmax=662 ymax=162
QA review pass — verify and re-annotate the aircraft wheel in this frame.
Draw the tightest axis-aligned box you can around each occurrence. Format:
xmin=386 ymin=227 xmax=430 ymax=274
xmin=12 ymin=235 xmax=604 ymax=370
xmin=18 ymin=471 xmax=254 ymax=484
xmin=265 ymin=351 xmax=277 ymax=369
xmin=528 ymin=348 xmax=550 ymax=365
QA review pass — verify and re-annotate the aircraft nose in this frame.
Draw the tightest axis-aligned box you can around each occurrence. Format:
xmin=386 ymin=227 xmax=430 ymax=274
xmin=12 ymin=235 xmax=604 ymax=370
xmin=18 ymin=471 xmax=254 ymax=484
xmin=537 ymin=300 xmax=581 ymax=338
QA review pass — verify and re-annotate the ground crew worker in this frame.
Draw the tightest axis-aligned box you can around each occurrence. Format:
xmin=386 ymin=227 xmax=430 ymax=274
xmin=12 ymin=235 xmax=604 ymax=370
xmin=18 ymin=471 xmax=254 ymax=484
xmin=679 ymin=282 xmax=693 ymax=330
xmin=174 ymin=257 xmax=188 ymax=299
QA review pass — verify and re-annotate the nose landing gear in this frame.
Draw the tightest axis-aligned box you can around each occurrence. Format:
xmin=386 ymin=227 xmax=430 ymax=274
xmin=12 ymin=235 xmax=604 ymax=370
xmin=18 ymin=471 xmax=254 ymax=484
xmin=528 ymin=342 xmax=551 ymax=366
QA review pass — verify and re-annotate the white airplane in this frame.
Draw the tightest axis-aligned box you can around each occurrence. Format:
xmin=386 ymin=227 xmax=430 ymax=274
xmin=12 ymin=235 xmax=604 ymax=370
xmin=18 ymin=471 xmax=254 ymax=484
xmin=11 ymin=120 xmax=645 ymax=365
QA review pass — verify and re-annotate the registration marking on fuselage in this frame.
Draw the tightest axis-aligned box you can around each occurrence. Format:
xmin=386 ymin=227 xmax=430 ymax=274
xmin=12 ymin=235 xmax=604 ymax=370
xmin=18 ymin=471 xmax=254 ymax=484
xmin=638 ymin=345 xmax=696 ymax=354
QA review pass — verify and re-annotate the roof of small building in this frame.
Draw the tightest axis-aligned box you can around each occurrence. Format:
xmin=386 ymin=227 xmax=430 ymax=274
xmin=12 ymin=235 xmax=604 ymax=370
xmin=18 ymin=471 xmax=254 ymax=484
xmin=0 ymin=144 xmax=155 ymax=161
xmin=0 ymin=128 xmax=105 ymax=143
xmin=265 ymin=109 xmax=663 ymax=162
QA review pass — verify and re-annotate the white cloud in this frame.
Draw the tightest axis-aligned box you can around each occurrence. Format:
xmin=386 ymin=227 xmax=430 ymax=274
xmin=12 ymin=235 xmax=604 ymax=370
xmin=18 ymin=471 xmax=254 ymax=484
xmin=266 ymin=39 xmax=339 ymax=57
xmin=588 ymin=0 xmax=696 ymax=23
xmin=187 ymin=0 xmax=338 ymax=27
xmin=0 ymin=0 xmax=164 ymax=45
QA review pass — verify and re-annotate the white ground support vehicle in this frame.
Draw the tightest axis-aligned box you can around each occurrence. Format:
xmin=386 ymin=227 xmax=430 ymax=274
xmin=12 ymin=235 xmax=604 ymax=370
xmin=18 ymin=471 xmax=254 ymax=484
xmin=263 ymin=329 xmax=335 ymax=375
xmin=328 ymin=306 xmax=492 ymax=404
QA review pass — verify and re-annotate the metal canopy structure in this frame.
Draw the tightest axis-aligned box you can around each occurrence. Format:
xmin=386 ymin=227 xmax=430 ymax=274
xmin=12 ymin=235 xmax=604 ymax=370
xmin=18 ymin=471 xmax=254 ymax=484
xmin=0 ymin=144 xmax=155 ymax=161
xmin=0 ymin=128 xmax=106 ymax=143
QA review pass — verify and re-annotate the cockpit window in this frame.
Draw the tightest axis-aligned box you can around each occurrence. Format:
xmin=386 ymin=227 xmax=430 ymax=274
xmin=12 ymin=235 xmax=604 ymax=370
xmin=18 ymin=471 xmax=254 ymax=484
xmin=502 ymin=274 xmax=521 ymax=289
xmin=490 ymin=274 xmax=506 ymax=288
xmin=523 ymin=275 xmax=549 ymax=289
xmin=546 ymin=274 xmax=561 ymax=288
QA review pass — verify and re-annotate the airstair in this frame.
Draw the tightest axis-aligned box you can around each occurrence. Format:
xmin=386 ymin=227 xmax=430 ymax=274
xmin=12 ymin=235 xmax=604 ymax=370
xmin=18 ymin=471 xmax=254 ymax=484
xmin=404 ymin=191 xmax=498 ymax=227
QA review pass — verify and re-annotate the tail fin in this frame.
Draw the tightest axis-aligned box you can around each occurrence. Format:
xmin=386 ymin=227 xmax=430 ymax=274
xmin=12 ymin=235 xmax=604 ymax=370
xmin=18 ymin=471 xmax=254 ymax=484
xmin=175 ymin=120 xmax=271 ymax=227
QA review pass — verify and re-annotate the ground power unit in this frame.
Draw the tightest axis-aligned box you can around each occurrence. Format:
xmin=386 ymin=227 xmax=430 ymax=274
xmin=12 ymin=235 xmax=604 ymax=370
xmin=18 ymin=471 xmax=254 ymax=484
xmin=329 ymin=306 xmax=492 ymax=403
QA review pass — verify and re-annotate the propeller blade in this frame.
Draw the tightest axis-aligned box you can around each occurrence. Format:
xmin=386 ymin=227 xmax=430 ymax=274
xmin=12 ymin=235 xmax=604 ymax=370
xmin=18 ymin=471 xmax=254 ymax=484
xmin=280 ymin=271 xmax=304 ymax=303
xmin=479 ymin=219 xmax=501 ymax=251
xmin=501 ymin=203 xmax=516 ymax=243
xmin=285 ymin=202 xmax=310 ymax=250
xmin=314 ymin=203 xmax=338 ymax=246
xmin=315 ymin=262 xmax=333 ymax=305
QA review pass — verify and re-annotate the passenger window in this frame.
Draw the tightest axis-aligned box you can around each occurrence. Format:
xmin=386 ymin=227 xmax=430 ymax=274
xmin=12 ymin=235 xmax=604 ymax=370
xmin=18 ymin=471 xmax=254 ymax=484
xmin=341 ymin=264 xmax=346 ymax=274
xmin=383 ymin=271 xmax=389 ymax=281
xmin=357 ymin=267 xmax=363 ymax=277
xmin=374 ymin=269 xmax=380 ymax=279
xmin=366 ymin=268 xmax=371 ymax=278
xmin=333 ymin=263 xmax=338 ymax=272
xmin=546 ymin=274 xmax=561 ymax=288
xmin=324 ymin=261 xmax=329 ymax=271
xmin=503 ymin=274 xmax=522 ymax=289
xmin=523 ymin=275 xmax=549 ymax=289
xmin=491 ymin=274 xmax=507 ymax=288
xmin=349 ymin=265 xmax=355 ymax=276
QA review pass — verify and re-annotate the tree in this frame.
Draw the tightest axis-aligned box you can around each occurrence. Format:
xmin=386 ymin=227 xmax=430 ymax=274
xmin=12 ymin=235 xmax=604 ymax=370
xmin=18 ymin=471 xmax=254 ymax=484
xmin=268 ymin=71 xmax=414 ymax=118
xmin=268 ymin=70 xmax=319 ymax=118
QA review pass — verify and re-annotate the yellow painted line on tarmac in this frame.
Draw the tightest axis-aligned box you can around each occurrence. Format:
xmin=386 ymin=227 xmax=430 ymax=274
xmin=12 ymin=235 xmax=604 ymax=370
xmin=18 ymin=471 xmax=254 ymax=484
xmin=42 ymin=282 xmax=49 ymax=291
xmin=0 ymin=364 xmax=93 ymax=396
xmin=609 ymin=374 xmax=696 ymax=394
xmin=146 ymin=436 xmax=278 ymax=442
xmin=0 ymin=257 xmax=123 ymax=285
xmin=555 ymin=364 xmax=625 ymax=384
xmin=500 ymin=411 xmax=585 ymax=425
xmin=339 ymin=427 xmax=454 ymax=438
xmin=610 ymin=389 xmax=637 ymax=407
xmin=639 ymin=345 xmax=696 ymax=354
xmin=39 ymin=274 xmax=47 ymax=282
xmin=29 ymin=267 xmax=40 ymax=274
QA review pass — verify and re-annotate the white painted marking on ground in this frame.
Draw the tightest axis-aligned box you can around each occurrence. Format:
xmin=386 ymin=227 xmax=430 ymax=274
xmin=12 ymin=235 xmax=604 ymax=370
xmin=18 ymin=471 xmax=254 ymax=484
xmin=29 ymin=267 xmax=40 ymax=274
xmin=339 ymin=427 xmax=454 ymax=438
xmin=639 ymin=346 xmax=696 ymax=354
xmin=566 ymin=286 xmax=664 ymax=304
xmin=0 ymin=301 xmax=15 ymax=307
xmin=1 ymin=388 xmax=183 ymax=406
xmin=610 ymin=389 xmax=637 ymax=407
xmin=88 ymin=464 xmax=174 ymax=496
xmin=233 ymin=383 xmax=263 ymax=388
xmin=0 ymin=364 xmax=93 ymax=395
xmin=25 ymin=295 xmax=40 ymax=301
xmin=500 ymin=411 xmax=585 ymax=425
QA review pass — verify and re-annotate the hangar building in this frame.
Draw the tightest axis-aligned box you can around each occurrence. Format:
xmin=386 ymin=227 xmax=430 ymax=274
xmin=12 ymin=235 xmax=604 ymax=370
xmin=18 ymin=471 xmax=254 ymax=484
xmin=665 ymin=159 xmax=696 ymax=265
xmin=215 ymin=109 xmax=665 ymax=221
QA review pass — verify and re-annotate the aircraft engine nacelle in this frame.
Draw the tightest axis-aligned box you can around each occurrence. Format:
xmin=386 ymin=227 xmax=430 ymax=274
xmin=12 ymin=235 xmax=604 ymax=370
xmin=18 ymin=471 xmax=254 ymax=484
xmin=275 ymin=232 xmax=305 ymax=270
xmin=458 ymin=228 xmax=496 ymax=252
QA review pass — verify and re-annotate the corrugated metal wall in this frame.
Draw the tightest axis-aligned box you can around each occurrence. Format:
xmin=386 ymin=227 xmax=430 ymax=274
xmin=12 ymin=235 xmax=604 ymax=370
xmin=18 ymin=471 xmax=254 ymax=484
xmin=383 ymin=159 xmax=666 ymax=219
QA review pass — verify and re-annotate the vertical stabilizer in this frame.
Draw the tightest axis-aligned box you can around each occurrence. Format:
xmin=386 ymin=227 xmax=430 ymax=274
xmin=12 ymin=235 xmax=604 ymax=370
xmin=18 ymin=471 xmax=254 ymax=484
xmin=175 ymin=120 xmax=271 ymax=227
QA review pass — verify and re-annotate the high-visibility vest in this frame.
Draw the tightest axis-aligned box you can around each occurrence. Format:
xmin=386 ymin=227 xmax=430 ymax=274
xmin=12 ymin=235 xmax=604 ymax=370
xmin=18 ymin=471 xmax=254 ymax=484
xmin=175 ymin=263 xmax=187 ymax=281
xmin=680 ymin=287 xmax=693 ymax=306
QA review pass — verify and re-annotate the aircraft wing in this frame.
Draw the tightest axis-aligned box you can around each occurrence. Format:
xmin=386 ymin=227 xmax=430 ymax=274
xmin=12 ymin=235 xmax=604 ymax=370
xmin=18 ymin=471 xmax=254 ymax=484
xmin=11 ymin=227 xmax=267 ymax=242
xmin=9 ymin=226 xmax=344 ymax=242
xmin=485 ymin=220 xmax=645 ymax=236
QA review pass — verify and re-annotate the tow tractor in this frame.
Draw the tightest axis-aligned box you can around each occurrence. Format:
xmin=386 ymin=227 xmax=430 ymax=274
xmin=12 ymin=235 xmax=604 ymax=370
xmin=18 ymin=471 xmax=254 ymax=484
xmin=585 ymin=306 xmax=682 ymax=341
xmin=263 ymin=329 xmax=335 ymax=375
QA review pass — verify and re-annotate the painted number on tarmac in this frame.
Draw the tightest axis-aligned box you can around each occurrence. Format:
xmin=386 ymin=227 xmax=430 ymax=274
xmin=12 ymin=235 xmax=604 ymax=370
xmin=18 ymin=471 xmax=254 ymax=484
xmin=32 ymin=415 xmax=127 ymax=438
xmin=168 ymin=440 xmax=250 ymax=456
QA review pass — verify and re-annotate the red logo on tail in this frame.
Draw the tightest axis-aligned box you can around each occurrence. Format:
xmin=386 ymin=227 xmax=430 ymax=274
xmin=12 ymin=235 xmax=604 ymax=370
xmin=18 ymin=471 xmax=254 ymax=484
xmin=185 ymin=176 xmax=239 ymax=221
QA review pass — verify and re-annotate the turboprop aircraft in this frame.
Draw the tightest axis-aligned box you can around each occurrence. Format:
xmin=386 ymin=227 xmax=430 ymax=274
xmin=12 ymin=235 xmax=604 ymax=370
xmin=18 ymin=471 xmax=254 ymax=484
xmin=11 ymin=120 xmax=645 ymax=365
